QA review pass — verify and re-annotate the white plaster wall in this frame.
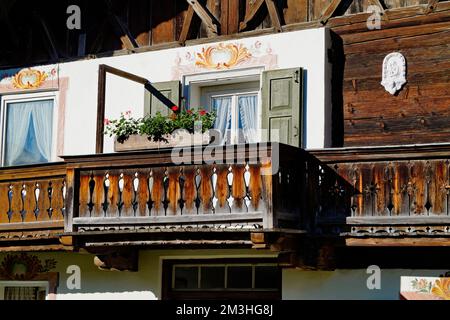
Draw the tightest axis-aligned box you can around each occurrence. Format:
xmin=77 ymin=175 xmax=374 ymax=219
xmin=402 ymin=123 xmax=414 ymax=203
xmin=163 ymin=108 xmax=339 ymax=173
xmin=59 ymin=27 xmax=330 ymax=156
xmin=282 ymin=269 xmax=447 ymax=300
xmin=0 ymin=249 xmax=276 ymax=300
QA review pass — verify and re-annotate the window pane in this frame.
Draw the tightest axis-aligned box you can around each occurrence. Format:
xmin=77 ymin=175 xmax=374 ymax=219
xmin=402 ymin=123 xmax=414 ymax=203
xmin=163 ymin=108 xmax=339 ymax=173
xmin=255 ymin=266 xmax=279 ymax=289
xmin=227 ymin=266 xmax=252 ymax=289
xmin=200 ymin=266 xmax=225 ymax=289
xmin=4 ymin=99 xmax=53 ymax=166
xmin=4 ymin=287 xmax=41 ymax=300
xmin=174 ymin=267 xmax=198 ymax=289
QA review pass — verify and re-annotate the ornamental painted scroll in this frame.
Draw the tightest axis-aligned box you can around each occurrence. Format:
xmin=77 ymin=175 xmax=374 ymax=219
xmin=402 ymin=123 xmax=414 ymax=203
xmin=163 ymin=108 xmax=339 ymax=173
xmin=12 ymin=68 xmax=48 ymax=89
xmin=381 ymin=52 xmax=407 ymax=95
xmin=0 ymin=253 xmax=57 ymax=280
xmin=195 ymin=43 xmax=252 ymax=70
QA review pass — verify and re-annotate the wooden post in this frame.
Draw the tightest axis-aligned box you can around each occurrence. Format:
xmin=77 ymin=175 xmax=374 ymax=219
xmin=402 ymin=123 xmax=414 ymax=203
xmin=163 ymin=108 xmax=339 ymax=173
xmin=96 ymin=65 xmax=107 ymax=154
xmin=64 ymin=168 xmax=79 ymax=233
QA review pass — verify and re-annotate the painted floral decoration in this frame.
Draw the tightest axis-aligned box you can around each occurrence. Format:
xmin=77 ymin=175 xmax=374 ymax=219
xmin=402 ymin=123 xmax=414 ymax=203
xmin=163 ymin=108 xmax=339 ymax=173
xmin=0 ymin=253 xmax=57 ymax=280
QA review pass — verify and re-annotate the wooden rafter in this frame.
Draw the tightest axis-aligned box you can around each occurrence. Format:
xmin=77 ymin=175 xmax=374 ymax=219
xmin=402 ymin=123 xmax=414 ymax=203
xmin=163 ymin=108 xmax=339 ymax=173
xmin=186 ymin=0 xmax=221 ymax=35
xmin=265 ymin=0 xmax=283 ymax=32
xmin=424 ymin=0 xmax=440 ymax=14
xmin=319 ymin=0 xmax=345 ymax=25
xmin=179 ymin=5 xmax=197 ymax=43
xmin=239 ymin=0 xmax=265 ymax=31
xmin=239 ymin=0 xmax=283 ymax=32
xmin=104 ymin=0 xmax=139 ymax=50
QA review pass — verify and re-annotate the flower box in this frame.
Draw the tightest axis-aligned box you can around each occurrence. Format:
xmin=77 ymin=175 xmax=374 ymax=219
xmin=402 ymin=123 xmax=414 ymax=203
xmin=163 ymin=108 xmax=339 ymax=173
xmin=114 ymin=129 xmax=221 ymax=152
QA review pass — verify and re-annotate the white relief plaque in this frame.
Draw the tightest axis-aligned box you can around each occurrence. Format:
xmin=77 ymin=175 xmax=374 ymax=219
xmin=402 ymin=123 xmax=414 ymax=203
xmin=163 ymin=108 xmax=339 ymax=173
xmin=381 ymin=52 xmax=407 ymax=95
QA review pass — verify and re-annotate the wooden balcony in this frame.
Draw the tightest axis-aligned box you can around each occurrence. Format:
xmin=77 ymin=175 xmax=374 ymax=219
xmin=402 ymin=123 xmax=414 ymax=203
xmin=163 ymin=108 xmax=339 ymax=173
xmin=312 ymin=144 xmax=450 ymax=246
xmin=62 ymin=143 xmax=314 ymax=248
xmin=0 ymin=163 xmax=67 ymax=251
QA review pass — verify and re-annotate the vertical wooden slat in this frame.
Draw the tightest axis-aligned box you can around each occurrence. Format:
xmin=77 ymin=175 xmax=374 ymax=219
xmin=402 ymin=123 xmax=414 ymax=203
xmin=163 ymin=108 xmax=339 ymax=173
xmin=214 ymin=164 xmax=230 ymax=214
xmin=0 ymin=184 xmax=9 ymax=224
xmin=78 ymin=174 xmax=90 ymax=218
xmin=121 ymin=172 xmax=134 ymax=217
xmin=36 ymin=180 xmax=50 ymax=222
xmin=373 ymin=163 xmax=387 ymax=216
xmin=92 ymin=175 xmax=105 ymax=217
xmin=430 ymin=160 xmax=446 ymax=215
xmin=198 ymin=165 xmax=213 ymax=215
xmin=10 ymin=183 xmax=22 ymax=223
xmin=231 ymin=164 xmax=246 ymax=213
xmin=182 ymin=166 xmax=197 ymax=215
xmin=151 ymin=168 xmax=165 ymax=216
xmin=23 ymin=181 xmax=36 ymax=223
xmin=51 ymin=179 xmax=65 ymax=221
xmin=249 ymin=164 xmax=263 ymax=212
xmin=138 ymin=172 xmax=150 ymax=217
xmin=107 ymin=174 xmax=119 ymax=217
xmin=411 ymin=161 xmax=425 ymax=216
xmin=168 ymin=167 xmax=181 ymax=215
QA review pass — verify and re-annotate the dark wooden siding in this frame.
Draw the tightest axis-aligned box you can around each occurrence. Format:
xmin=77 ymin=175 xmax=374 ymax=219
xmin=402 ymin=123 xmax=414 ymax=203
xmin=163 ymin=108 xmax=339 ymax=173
xmin=332 ymin=13 xmax=450 ymax=147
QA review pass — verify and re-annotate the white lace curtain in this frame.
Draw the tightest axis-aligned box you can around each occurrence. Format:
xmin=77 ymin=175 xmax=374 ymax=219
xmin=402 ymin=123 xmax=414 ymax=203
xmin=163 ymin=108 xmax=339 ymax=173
xmin=5 ymin=99 xmax=53 ymax=166
xmin=238 ymin=95 xmax=258 ymax=143
xmin=212 ymin=97 xmax=232 ymax=144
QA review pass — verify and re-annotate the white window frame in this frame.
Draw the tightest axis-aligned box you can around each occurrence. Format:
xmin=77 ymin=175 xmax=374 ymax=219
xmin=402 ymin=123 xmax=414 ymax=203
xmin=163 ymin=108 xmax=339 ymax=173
xmin=208 ymin=90 xmax=259 ymax=144
xmin=0 ymin=91 xmax=58 ymax=167
xmin=0 ymin=281 xmax=49 ymax=300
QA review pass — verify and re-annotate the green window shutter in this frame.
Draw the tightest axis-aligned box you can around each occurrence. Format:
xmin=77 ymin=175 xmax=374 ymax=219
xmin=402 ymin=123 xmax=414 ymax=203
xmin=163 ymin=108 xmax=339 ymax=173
xmin=144 ymin=80 xmax=181 ymax=116
xmin=261 ymin=68 xmax=303 ymax=148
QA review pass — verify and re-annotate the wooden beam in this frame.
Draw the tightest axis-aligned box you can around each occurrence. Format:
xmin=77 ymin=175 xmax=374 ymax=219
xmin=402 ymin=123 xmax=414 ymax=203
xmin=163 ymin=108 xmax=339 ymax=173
xmin=186 ymin=0 xmax=220 ymax=35
xmin=179 ymin=5 xmax=197 ymax=44
xmin=239 ymin=0 xmax=265 ymax=31
xmin=319 ymin=0 xmax=347 ymax=25
xmin=346 ymin=237 xmax=450 ymax=247
xmin=104 ymin=0 xmax=139 ymax=49
xmin=424 ymin=0 xmax=440 ymax=14
xmin=265 ymin=0 xmax=283 ymax=32
xmin=96 ymin=65 xmax=107 ymax=154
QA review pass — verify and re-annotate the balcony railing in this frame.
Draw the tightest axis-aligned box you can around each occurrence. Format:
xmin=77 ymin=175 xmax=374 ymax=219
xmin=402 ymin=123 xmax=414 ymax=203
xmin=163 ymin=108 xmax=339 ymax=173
xmin=63 ymin=143 xmax=314 ymax=235
xmin=311 ymin=144 xmax=450 ymax=240
xmin=0 ymin=163 xmax=66 ymax=246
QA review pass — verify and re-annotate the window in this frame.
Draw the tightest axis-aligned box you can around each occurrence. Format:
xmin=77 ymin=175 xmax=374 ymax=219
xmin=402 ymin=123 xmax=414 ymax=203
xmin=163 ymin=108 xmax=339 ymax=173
xmin=210 ymin=92 xmax=259 ymax=144
xmin=162 ymin=259 xmax=281 ymax=300
xmin=0 ymin=282 xmax=48 ymax=300
xmin=0 ymin=93 xmax=56 ymax=167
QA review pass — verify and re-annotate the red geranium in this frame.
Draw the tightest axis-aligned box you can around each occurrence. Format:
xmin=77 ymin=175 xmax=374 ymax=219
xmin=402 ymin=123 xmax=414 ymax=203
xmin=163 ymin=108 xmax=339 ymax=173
xmin=199 ymin=110 xmax=207 ymax=116
xmin=187 ymin=109 xmax=193 ymax=114
xmin=171 ymin=106 xmax=179 ymax=112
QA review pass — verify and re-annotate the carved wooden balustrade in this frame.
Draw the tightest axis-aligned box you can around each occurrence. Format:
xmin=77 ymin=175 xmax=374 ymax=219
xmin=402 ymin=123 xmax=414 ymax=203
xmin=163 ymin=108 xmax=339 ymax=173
xmin=63 ymin=143 xmax=312 ymax=235
xmin=0 ymin=163 xmax=67 ymax=249
xmin=311 ymin=144 xmax=450 ymax=242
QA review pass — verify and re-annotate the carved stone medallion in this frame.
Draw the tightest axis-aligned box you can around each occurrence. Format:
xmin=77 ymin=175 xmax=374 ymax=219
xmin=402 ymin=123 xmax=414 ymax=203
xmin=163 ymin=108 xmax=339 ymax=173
xmin=381 ymin=52 xmax=407 ymax=95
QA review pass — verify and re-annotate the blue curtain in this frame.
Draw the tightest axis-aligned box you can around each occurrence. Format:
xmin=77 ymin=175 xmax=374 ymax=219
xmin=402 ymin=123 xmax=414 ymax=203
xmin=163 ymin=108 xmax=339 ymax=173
xmin=5 ymin=99 xmax=53 ymax=166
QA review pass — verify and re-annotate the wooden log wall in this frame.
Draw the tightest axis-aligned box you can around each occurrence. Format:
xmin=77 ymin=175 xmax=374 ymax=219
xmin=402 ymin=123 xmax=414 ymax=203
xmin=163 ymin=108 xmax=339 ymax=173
xmin=330 ymin=4 xmax=450 ymax=147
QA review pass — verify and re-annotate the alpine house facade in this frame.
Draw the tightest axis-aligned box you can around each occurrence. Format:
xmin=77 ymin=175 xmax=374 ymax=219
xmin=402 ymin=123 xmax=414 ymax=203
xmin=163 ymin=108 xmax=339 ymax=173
xmin=0 ymin=0 xmax=449 ymax=300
